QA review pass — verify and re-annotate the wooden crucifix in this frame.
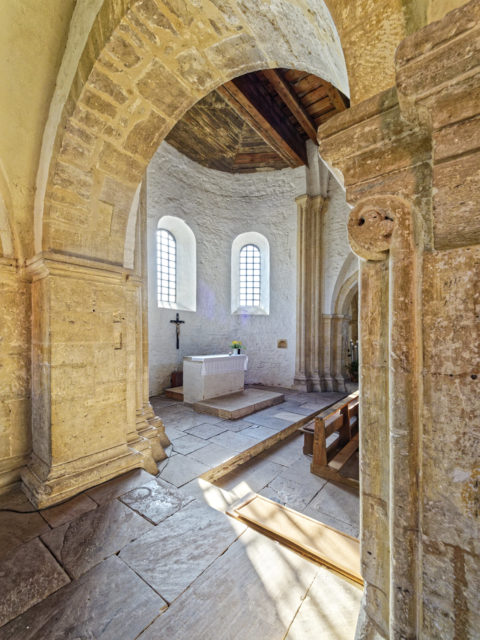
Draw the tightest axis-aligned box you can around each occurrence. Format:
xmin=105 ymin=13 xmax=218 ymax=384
xmin=170 ymin=312 xmax=185 ymax=349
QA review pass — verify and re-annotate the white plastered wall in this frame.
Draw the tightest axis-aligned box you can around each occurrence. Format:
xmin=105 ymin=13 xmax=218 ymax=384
xmin=322 ymin=177 xmax=358 ymax=314
xmin=147 ymin=143 xmax=356 ymax=394
xmin=147 ymin=143 xmax=305 ymax=394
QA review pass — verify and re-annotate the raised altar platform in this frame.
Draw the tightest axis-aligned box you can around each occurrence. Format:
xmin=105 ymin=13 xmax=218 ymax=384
xmin=193 ymin=388 xmax=284 ymax=420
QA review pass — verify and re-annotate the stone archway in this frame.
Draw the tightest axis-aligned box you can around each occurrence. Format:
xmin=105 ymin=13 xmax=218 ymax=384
xmin=24 ymin=0 xmax=351 ymax=509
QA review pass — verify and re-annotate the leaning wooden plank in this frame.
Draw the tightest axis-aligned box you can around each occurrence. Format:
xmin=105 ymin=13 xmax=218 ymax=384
xmin=228 ymin=494 xmax=362 ymax=585
xmin=329 ymin=433 xmax=360 ymax=471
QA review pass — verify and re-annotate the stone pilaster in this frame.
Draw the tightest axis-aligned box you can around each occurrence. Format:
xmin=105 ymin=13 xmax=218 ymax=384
xmin=133 ymin=179 xmax=169 ymax=458
xmin=319 ymin=314 xmax=334 ymax=391
xmin=318 ymin=2 xmax=480 ymax=637
xmin=294 ymin=194 xmax=325 ymax=391
xmin=331 ymin=314 xmax=349 ymax=392
xmin=0 ymin=258 xmax=31 ymax=493
xmin=318 ymin=71 xmax=428 ymax=640
xmin=21 ymin=253 xmax=153 ymax=508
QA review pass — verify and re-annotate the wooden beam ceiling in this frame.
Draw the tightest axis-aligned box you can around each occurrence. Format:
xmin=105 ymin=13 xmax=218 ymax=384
xmin=217 ymin=73 xmax=308 ymax=167
xmin=166 ymin=69 xmax=349 ymax=173
xmin=261 ymin=69 xmax=318 ymax=143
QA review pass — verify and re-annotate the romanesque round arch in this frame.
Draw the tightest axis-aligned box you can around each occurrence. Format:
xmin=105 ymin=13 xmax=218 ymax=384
xmin=38 ymin=0 xmax=350 ymax=267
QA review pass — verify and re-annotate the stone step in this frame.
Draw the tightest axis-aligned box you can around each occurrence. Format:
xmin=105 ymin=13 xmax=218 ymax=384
xmin=165 ymin=386 xmax=184 ymax=401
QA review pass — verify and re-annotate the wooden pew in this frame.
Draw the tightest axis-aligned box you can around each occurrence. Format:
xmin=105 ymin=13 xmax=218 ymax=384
xmin=310 ymin=391 xmax=360 ymax=490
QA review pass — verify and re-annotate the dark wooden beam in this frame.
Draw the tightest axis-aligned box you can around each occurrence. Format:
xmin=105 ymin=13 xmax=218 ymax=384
xmin=217 ymin=74 xmax=307 ymax=167
xmin=323 ymin=80 xmax=349 ymax=112
xmin=261 ymin=69 xmax=318 ymax=143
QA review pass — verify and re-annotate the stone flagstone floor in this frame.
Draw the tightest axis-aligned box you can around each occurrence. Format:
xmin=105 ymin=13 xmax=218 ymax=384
xmin=0 ymin=388 xmax=361 ymax=639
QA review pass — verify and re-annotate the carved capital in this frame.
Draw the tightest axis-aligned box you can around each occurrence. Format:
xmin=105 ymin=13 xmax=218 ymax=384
xmin=347 ymin=195 xmax=410 ymax=261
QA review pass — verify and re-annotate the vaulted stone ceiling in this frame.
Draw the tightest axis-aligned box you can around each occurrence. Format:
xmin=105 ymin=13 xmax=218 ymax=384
xmin=166 ymin=69 xmax=349 ymax=173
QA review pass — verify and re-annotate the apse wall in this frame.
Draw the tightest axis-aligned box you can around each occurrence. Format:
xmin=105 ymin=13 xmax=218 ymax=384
xmin=147 ymin=143 xmax=305 ymax=394
xmin=322 ymin=180 xmax=357 ymax=313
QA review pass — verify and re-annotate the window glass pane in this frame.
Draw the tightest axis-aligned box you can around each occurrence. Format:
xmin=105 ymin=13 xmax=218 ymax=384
xmin=157 ymin=228 xmax=177 ymax=305
xmin=239 ymin=244 xmax=261 ymax=307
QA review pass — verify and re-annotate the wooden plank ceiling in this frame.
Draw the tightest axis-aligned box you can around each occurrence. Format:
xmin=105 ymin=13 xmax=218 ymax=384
xmin=166 ymin=68 xmax=349 ymax=173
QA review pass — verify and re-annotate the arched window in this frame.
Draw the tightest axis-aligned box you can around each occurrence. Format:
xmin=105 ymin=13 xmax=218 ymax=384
xmin=156 ymin=216 xmax=196 ymax=311
xmin=157 ymin=228 xmax=176 ymax=305
xmin=239 ymin=244 xmax=261 ymax=307
xmin=231 ymin=232 xmax=269 ymax=315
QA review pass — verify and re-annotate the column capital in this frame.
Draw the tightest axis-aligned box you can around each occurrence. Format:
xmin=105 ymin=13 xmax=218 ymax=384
xmin=24 ymin=251 xmax=132 ymax=284
xmin=295 ymin=194 xmax=327 ymax=213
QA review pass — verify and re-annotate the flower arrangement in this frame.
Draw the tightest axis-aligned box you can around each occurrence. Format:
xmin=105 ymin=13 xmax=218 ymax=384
xmin=230 ymin=340 xmax=244 ymax=351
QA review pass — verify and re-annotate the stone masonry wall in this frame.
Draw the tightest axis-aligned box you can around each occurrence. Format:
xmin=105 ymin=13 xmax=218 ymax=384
xmin=0 ymin=261 xmax=31 ymax=490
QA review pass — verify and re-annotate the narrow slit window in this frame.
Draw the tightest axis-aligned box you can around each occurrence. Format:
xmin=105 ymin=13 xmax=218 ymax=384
xmin=239 ymin=244 xmax=261 ymax=307
xmin=157 ymin=228 xmax=176 ymax=305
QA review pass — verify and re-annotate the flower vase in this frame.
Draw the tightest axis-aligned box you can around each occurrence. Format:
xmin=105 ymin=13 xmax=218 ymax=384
xmin=235 ymin=348 xmax=241 ymax=355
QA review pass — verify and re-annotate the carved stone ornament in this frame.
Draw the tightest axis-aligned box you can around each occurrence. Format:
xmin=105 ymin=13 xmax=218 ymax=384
xmin=347 ymin=195 xmax=409 ymax=261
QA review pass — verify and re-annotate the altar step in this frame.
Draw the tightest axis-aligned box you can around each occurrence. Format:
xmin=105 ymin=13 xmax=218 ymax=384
xmin=165 ymin=386 xmax=184 ymax=401
xmin=193 ymin=388 xmax=284 ymax=420
xmin=227 ymin=493 xmax=362 ymax=585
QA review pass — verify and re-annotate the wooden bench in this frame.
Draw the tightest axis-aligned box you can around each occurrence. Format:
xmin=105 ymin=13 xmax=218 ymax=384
xmin=310 ymin=391 xmax=360 ymax=490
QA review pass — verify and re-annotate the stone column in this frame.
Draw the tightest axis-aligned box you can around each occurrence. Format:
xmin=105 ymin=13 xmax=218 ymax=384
xmin=294 ymin=194 xmax=325 ymax=391
xmin=396 ymin=3 xmax=480 ymax=637
xmin=317 ymin=3 xmax=480 ymax=637
xmin=22 ymin=254 xmax=148 ymax=507
xmin=0 ymin=258 xmax=31 ymax=492
xmin=319 ymin=315 xmax=334 ymax=390
xmin=331 ymin=314 xmax=348 ymax=392
xmin=137 ymin=178 xmax=170 ymax=452
xmin=319 ymin=70 xmax=428 ymax=640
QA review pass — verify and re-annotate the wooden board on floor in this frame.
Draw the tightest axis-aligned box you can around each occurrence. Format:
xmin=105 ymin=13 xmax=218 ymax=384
xmin=228 ymin=493 xmax=362 ymax=585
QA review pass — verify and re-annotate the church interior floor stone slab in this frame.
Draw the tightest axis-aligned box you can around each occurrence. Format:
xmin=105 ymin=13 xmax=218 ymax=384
xmin=0 ymin=537 xmax=70 ymax=627
xmin=119 ymin=499 xmax=246 ymax=604
xmin=119 ymin=477 xmax=194 ymax=524
xmin=193 ymin=388 xmax=285 ymax=419
xmin=0 ymin=490 xmax=50 ymax=560
xmin=0 ymin=556 xmax=166 ymax=640
xmin=0 ymin=389 xmax=360 ymax=638
xmin=41 ymin=499 xmax=154 ymax=579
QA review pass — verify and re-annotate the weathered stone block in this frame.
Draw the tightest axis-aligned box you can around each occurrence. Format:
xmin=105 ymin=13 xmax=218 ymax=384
xmin=137 ymin=59 xmax=193 ymax=118
xmin=124 ymin=110 xmax=168 ymax=160
xmin=98 ymin=141 xmax=144 ymax=184
xmin=82 ymin=88 xmax=118 ymax=119
xmin=206 ymin=32 xmax=266 ymax=77
xmin=433 ymin=151 xmax=480 ymax=249
xmin=89 ymin=68 xmax=131 ymax=105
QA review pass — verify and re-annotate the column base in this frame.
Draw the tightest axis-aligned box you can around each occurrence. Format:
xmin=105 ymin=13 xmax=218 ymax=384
xmin=321 ymin=375 xmax=334 ymax=391
xmin=21 ymin=445 xmax=148 ymax=509
xmin=334 ymin=375 xmax=347 ymax=393
xmin=293 ymin=375 xmax=313 ymax=392
xmin=310 ymin=373 xmax=321 ymax=392
xmin=144 ymin=403 xmax=171 ymax=449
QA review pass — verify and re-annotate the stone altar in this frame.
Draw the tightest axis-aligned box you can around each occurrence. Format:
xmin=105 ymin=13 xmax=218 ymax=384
xmin=183 ymin=354 xmax=248 ymax=404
